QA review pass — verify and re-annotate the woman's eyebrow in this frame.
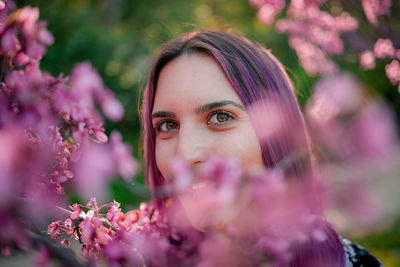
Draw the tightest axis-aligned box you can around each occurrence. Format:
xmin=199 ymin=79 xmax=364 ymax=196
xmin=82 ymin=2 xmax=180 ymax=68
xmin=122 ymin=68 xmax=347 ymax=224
xmin=151 ymin=111 xmax=176 ymax=119
xmin=195 ymin=100 xmax=245 ymax=113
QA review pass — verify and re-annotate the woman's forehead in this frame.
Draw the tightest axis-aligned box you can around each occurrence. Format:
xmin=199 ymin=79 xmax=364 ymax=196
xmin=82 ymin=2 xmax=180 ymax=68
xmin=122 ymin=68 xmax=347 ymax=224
xmin=153 ymin=53 xmax=243 ymax=111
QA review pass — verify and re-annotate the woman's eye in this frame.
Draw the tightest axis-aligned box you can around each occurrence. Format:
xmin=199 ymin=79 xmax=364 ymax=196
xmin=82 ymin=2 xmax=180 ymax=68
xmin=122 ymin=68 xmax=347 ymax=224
xmin=208 ymin=111 xmax=235 ymax=126
xmin=157 ymin=120 xmax=179 ymax=132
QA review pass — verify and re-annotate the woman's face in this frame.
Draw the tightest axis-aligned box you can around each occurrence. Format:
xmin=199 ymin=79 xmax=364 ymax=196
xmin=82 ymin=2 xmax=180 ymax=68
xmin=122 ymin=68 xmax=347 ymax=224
xmin=152 ymin=53 xmax=264 ymax=177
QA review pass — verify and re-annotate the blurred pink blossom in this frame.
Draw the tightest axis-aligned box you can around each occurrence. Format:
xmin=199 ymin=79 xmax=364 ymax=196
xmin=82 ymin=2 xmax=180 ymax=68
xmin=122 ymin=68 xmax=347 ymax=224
xmin=288 ymin=37 xmax=337 ymax=75
xmin=307 ymin=73 xmax=362 ymax=122
xmin=395 ymin=49 xmax=400 ymax=59
xmin=171 ymin=157 xmax=194 ymax=192
xmin=80 ymin=217 xmax=95 ymax=244
xmin=257 ymin=4 xmax=280 ymax=25
xmin=374 ymin=38 xmax=395 ymax=58
xmin=0 ymin=127 xmax=20 ymax=204
xmin=334 ymin=12 xmax=358 ymax=32
xmin=106 ymin=201 xmax=122 ymax=227
xmin=0 ymin=6 xmax=54 ymax=65
xmin=247 ymin=99 xmax=283 ymax=140
xmin=87 ymin=197 xmax=99 ymax=213
xmin=362 ymin=0 xmax=392 ymax=26
xmin=322 ymin=166 xmax=385 ymax=231
xmin=349 ymin=103 xmax=397 ymax=160
xmin=73 ymin=141 xmax=115 ymax=201
xmin=359 ymin=50 xmax=376 ymax=70
xmin=110 ymin=131 xmax=139 ymax=180
xmin=254 ymin=0 xmax=356 ymax=76
xmin=69 ymin=62 xmax=124 ymax=122
xmin=251 ymin=0 xmax=286 ymax=25
xmin=100 ymin=93 xmax=124 ymax=121
xmin=249 ymin=0 xmax=265 ymax=8
xmin=385 ymin=59 xmax=400 ymax=85
xmin=47 ymin=221 xmax=63 ymax=240
xmin=69 ymin=203 xmax=83 ymax=220
xmin=69 ymin=62 xmax=104 ymax=95
xmin=0 ymin=3 xmax=137 ymax=262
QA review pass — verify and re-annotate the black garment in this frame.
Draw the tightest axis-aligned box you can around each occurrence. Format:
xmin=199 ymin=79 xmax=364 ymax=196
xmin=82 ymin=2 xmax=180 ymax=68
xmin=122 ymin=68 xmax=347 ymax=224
xmin=342 ymin=238 xmax=384 ymax=267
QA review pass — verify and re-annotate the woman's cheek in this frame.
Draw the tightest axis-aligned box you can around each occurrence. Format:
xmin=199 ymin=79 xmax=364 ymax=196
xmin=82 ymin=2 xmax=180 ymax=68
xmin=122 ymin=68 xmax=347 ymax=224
xmin=220 ymin=126 xmax=264 ymax=171
xmin=155 ymin=139 xmax=173 ymax=178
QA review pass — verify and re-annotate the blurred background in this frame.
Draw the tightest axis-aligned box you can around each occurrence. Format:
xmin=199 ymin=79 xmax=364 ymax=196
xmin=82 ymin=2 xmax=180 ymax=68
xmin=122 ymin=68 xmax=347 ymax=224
xmin=14 ymin=0 xmax=400 ymax=265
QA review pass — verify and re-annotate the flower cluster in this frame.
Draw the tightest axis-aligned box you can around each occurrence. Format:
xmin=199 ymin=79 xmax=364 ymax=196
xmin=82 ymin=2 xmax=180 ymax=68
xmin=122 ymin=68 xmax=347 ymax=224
xmin=47 ymin=68 xmax=400 ymax=264
xmin=49 ymin=197 xmax=173 ymax=265
xmin=49 ymin=120 xmax=400 ymax=266
xmin=251 ymin=0 xmax=358 ymax=76
xmin=48 ymin=159 xmax=333 ymax=266
xmin=359 ymin=38 xmax=400 ymax=92
xmin=306 ymin=72 xmax=399 ymax=230
xmin=1 ymin=0 xmax=399 ymax=265
xmin=251 ymin=0 xmax=400 ymax=93
xmin=0 ymin=5 xmax=53 ymax=67
xmin=0 ymin=1 xmax=138 ymax=261
xmin=49 ymin=198 xmax=141 ymax=256
xmin=49 ymin=84 xmax=400 ymax=264
xmin=361 ymin=0 xmax=391 ymax=26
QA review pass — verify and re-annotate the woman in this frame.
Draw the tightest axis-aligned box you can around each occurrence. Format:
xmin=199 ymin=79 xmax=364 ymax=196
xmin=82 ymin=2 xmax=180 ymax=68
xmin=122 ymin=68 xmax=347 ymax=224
xmin=142 ymin=30 xmax=383 ymax=266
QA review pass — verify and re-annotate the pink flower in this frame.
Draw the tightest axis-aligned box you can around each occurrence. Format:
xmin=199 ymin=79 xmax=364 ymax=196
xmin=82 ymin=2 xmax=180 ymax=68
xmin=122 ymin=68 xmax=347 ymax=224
xmin=140 ymin=202 xmax=148 ymax=212
xmin=307 ymin=73 xmax=362 ymax=122
xmin=64 ymin=219 xmax=74 ymax=235
xmin=308 ymin=27 xmax=344 ymax=55
xmin=1 ymin=29 xmax=18 ymax=53
xmin=73 ymin=142 xmax=115 ymax=201
xmin=374 ymin=38 xmax=395 ymax=58
xmin=124 ymin=210 xmax=141 ymax=229
xmin=335 ymin=12 xmax=358 ymax=31
xmin=249 ymin=0 xmax=265 ymax=8
xmin=69 ymin=203 xmax=82 ymax=220
xmin=80 ymin=216 xmax=95 ymax=243
xmin=349 ymin=103 xmax=397 ymax=160
xmin=100 ymin=92 xmax=124 ymax=121
xmin=257 ymin=4 xmax=279 ymax=25
xmin=110 ymin=131 xmax=139 ymax=180
xmin=17 ymin=6 xmax=39 ymax=26
xmin=289 ymin=37 xmax=337 ymax=76
xmin=395 ymin=49 xmax=400 ymax=59
xmin=92 ymin=130 xmax=108 ymax=143
xmin=1 ymin=6 xmax=54 ymax=64
xmin=253 ymin=0 xmax=286 ymax=25
xmin=96 ymin=226 xmax=113 ymax=245
xmin=106 ymin=201 xmax=121 ymax=226
xmin=359 ymin=51 xmax=376 ymax=70
xmin=69 ymin=62 xmax=104 ymax=96
xmin=47 ymin=220 xmax=63 ymax=240
xmin=362 ymin=0 xmax=392 ymax=26
xmin=87 ymin=197 xmax=99 ymax=212
xmin=385 ymin=60 xmax=400 ymax=85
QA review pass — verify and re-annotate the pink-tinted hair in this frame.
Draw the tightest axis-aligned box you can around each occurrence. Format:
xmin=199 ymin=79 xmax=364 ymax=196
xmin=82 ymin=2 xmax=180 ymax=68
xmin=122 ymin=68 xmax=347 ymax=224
xmin=143 ymin=30 xmax=313 ymax=195
xmin=142 ymin=30 xmax=345 ymax=266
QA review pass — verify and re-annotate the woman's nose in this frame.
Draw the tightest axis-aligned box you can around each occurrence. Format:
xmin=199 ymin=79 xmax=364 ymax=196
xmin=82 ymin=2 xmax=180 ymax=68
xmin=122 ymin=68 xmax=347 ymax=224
xmin=176 ymin=124 xmax=206 ymax=166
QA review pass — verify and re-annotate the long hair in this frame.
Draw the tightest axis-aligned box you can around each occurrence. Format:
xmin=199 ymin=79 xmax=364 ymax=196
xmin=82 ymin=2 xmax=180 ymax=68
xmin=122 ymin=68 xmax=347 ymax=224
xmin=142 ymin=30 xmax=345 ymax=265
xmin=144 ymin=30 xmax=312 ymax=195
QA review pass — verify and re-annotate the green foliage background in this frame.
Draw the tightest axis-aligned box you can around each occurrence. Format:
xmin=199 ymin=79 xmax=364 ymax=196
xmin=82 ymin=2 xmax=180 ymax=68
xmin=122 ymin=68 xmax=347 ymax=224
xmin=14 ymin=0 xmax=400 ymax=265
